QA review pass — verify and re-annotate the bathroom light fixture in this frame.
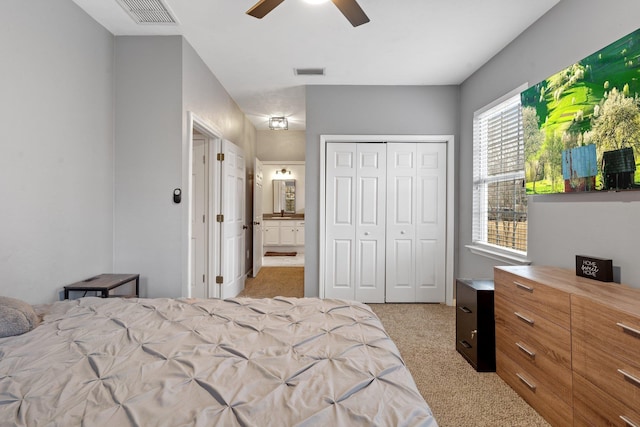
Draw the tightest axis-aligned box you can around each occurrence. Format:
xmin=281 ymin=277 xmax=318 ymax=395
xmin=275 ymin=168 xmax=292 ymax=175
xmin=269 ymin=116 xmax=288 ymax=130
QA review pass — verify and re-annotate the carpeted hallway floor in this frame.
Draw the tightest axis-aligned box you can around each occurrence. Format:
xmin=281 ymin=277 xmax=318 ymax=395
xmin=239 ymin=267 xmax=304 ymax=298
xmin=238 ymin=267 xmax=550 ymax=427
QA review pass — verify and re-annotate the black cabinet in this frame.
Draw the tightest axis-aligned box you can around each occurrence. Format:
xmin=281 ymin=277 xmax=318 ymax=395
xmin=456 ymin=278 xmax=495 ymax=372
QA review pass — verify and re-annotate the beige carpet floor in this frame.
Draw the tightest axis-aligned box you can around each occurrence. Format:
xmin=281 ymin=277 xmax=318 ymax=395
xmin=238 ymin=269 xmax=550 ymax=427
xmin=238 ymin=267 xmax=304 ymax=298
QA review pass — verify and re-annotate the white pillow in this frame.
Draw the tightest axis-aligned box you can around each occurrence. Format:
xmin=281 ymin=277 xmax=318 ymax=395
xmin=0 ymin=296 xmax=39 ymax=338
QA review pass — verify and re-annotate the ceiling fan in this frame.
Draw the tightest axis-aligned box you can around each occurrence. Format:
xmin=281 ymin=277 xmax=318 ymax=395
xmin=246 ymin=0 xmax=370 ymax=27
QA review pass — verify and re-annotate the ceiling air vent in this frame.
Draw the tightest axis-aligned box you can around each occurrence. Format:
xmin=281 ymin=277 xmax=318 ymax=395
xmin=116 ymin=0 xmax=178 ymax=24
xmin=294 ymin=68 xmax=325 ymax=76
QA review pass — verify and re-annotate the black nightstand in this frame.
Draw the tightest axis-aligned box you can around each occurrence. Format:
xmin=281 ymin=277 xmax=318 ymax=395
xmin=456 ymin=278 xmax=495 ymax=372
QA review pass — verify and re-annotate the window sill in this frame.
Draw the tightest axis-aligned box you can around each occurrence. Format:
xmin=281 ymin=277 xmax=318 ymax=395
xmin=465 ymin=244 xmax=531 ymax=265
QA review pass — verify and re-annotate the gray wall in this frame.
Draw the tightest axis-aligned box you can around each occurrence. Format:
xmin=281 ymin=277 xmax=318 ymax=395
xmin=305 ymin=85 xmax=460 ymax=297
xmin=0 ymin=2 xmax=256 ymax=303
xmin=114 ymin=36 xmax=184 ymax=298
xmin=0 ymin=0 xmax=114 ymax=304
xmin=459 ymin=0 xmax=640 ymax=287
xmin=182 ymin=39 xmax=257 ymax=280
xmin=115 ymin=36 xmax=256 ymax=298
xmin=257 ymin=130 xmax=306 ymax=161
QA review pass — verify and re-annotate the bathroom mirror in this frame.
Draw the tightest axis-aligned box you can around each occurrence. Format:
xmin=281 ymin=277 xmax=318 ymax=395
xmin=273 ymin=180 xmax=295 ymax=214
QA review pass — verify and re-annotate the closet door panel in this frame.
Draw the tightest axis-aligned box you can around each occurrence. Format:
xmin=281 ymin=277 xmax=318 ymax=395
xmin=325 ymin=143 xmax=357 ymax=300
xmin=386 ymin=143 xmax=417 ymax=302
xmin=392 ymin=176 xmax=414 ymax=224
xmin=358 ymin=240 xmax=379 ymax=288
xmin=355 ymin=144 xmax=386 ymax=302
xmin=416 ymin=143 xmax=447 ymax=302
xmin=331 ymin=240 xmax=352 ymax=288
xmin=416 ymin=239 xmax=437 ymax=297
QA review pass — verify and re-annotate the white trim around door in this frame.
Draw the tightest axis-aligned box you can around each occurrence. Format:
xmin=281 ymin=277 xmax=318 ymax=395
xmin=184 ymin=112 xmax=223 ymax=299
xmin=319 ymin=134 xmax=455 ymax=306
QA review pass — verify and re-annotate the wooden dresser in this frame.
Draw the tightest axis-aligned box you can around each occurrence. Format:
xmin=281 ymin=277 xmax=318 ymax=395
xmin=494 ymin=265 xmax=640 ymax=427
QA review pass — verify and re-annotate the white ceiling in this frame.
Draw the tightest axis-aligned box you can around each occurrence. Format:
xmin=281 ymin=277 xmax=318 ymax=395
xmin=71 ymin=0 xmax=561 ymax=130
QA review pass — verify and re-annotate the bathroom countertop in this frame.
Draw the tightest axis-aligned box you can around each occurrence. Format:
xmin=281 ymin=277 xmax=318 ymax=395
xmin=263 ymin=213 xmax=304 ymax=220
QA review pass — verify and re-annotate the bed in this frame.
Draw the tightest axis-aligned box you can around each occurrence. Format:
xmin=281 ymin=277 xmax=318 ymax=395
xmin=0 ymin=296 xmax=437 ymax=426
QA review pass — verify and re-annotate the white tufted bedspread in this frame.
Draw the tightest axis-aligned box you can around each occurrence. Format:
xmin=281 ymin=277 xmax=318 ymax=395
xmin=0 ymin=297 xmax=437 ymax=426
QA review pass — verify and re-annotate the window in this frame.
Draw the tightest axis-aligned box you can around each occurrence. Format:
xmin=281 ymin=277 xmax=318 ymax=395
xmin=472 ymin=90 xmax=527 ymax=256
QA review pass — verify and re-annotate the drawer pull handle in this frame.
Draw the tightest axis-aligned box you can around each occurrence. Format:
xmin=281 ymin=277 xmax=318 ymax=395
xmin=617 ymin=322 xmax=640 ymax=338
xmin=458 ymin=306 xmax=472 ymax=314
xmin=618 ymin=369 xmax=640 ymax=389
xmin=620 ymin=415 xmax=640 ymax=427
xmin=516 ymin=342 xmax=536 ymax=359
xmin=514 ymin=281 xmax=534 ymax=292
xmin=459 ymin=340 xmax=472 ymax=349
xmin=516 ymin=373 xmax=537 ymax=391
xmin=514 ymin=312 xmax=535 ymax=326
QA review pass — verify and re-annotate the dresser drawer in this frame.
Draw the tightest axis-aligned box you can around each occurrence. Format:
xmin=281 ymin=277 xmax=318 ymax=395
xmin=572 ymin=295 xmax=640 ymax=371
xmin=495 ymin=294 xmax=571 ymax=370
xmin=573 ymin=342 xmax=640 ymax=413
xmin=496 ymin=351 xmax=572 ymax=427
xmin=572 ymin=294 xmax=640 ymax=411
xmin=456 ymin=295 xmax=478 ymax=368
xmin=494 ymin=268 xmax=571 ymax=329
xmin=573 ymin=372 xmax=640 ymax=427
xmin=496 ymin=326 xmax=572 ymax=405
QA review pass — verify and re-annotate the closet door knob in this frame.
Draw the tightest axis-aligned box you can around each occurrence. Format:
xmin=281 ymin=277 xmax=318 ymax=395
xmin=364 ymin=232 xmax=370 ymax=236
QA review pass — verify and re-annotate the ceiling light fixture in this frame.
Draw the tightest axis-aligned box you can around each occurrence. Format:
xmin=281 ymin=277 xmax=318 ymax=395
xmin=269 ymin=116 xmax=288 ymax=130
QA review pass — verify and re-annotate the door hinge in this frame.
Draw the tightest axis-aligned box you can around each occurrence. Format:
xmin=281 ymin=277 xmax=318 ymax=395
xmin=217 ymin=153 xmax=224 ymax=161
xmin=216 ymin=214 xmax=224 ymax=222
xmin=202 ymin=214 xmax=205 ymax=223
xmin=216 ymin=275 xmax=223 ymax=284
xmin=202 ymin=274 xmax=205 ymax=283
xmin=203 ymin=155 xmax=206 ymax=164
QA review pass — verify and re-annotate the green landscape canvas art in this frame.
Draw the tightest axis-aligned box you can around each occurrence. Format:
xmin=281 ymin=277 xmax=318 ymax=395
xmin=521 ymin=27 xmax=640 ymax=194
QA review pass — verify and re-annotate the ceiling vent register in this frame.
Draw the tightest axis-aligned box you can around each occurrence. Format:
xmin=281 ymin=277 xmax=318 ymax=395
xmin=116 ymin=0 xmax=178 ymax=24
xmin=294 ymin=68 xmax=325 ymax=76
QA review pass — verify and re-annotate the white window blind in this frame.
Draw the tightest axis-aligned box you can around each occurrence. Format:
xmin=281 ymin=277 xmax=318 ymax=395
xmin=473 ymin=93 xmax=527 ymax=254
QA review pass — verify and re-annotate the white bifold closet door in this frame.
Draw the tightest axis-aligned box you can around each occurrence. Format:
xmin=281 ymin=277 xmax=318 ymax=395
xmin=324 ymin=142 xmax=446 ymax=303
xmin=386 ymin=143 xmax=446 ymax=303
xmin=325 ymin=143 xmax=386 ymax=303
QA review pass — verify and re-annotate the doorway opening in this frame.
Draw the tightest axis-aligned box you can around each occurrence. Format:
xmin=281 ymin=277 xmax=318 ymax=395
xmin=185 ymin=113 xmax=222 ymax=299
xmin=255 ymin=160 xmax=306 ymax=271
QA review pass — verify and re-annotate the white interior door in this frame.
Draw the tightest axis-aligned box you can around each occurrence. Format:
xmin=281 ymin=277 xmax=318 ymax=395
xmin=415 ymin=143 xmax=447 ymax=302
xmin=191 ymin=136 xmax=208 ymax=298
xmin=355 ymin=144 xmax=386 ymax=302
xmin=252 ymin=158 xmax=264 ymax=276
xmin=220 ymin=140 xmax=245 ymax=298
xmin=386 ymin=143 xmax=446 ymax=302
xmin=386 ymin=143 xmax=417 ymax=302
xmin=325 ymin=143 xmax=356 ymax=301
xmin=325 ymin=143 xmax=386 ymax=303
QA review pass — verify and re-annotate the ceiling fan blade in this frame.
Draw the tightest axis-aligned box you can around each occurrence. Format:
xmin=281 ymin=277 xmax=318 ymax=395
xmin=246 ymin=0 xmax=286 ymax=19
xmin=330 ymin=0 xmax=370 ymax=27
